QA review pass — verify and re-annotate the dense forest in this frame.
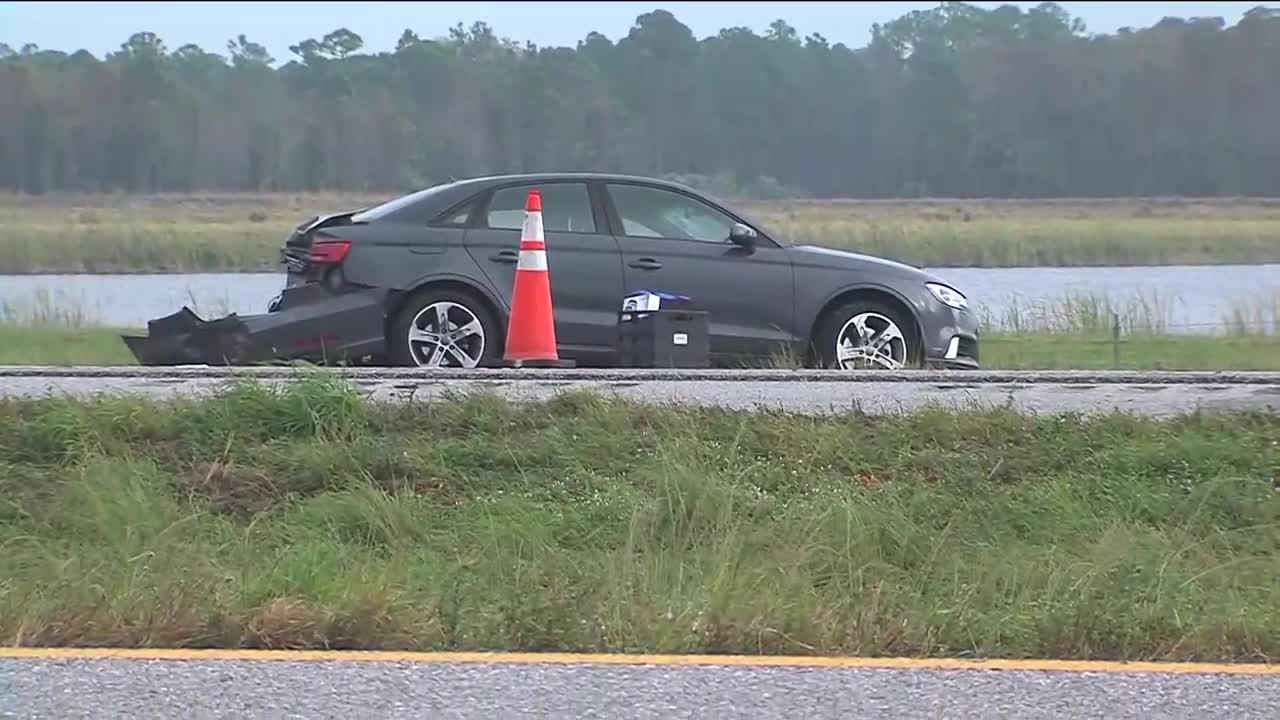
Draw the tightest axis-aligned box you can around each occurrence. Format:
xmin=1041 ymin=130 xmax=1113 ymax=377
xmin=2 ymin=2 xmax=1279 ymax=198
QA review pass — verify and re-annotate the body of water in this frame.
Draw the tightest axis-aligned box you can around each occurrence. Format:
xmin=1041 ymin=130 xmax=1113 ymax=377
xmin=2 ymin=264 xmax=1276 ymax=332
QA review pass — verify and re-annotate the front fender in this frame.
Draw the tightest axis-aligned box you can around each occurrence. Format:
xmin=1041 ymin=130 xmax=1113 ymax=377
xmin=804 ymin=281 xmax=930 ymax=349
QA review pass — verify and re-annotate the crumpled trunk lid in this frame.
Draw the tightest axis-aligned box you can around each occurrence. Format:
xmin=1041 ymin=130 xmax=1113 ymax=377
xmin=282 ymin=209 xmax=363 ymax=276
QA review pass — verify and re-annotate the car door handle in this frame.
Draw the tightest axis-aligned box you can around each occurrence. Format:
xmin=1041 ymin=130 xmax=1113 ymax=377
xmin=629 ymin=258 xmax=663 ymax=270
xmin=489 ymin=250 xmax=518 ymax=264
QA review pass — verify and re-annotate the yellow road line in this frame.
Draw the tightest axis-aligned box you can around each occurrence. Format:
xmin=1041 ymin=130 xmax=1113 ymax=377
xmin=0 ymin=648 xmax=1276 ymax=675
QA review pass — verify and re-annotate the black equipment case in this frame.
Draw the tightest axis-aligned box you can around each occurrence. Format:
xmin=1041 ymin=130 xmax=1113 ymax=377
xmin=615 ymin=294 xmax=710 ymax=368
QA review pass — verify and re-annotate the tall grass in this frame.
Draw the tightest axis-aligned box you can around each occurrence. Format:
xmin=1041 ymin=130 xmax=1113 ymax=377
xmin=0 ymin=290 xmax=97 ymax=328
xmin=972 ymin=289 xmax=1279 ymax=370
xmin=1 ymin=381 xmax=1276 ymax=659
xmin=979 ymin=290 xmax=1177 ymax=335
xmin=0 ymin=288 xmax=236 ymax=329
xmin=978 ymin=289 xmax=1280 ymax=336
xmin=3 ymin=193 xmax=1280 ymax=272
xmin=1222 ymin=291 xmax=1280 ymax=337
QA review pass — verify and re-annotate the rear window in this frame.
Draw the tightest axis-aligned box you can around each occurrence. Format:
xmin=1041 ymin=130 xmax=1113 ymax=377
xmin=351 ymin=184 xmax=452 ymax=223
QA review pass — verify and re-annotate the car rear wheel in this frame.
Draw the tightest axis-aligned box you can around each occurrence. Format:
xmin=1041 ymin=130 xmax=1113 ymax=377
xmin=388 ymin=288 xmax=501 ymax=368
xmin=812 ymin=298 xmax=920 ymax=371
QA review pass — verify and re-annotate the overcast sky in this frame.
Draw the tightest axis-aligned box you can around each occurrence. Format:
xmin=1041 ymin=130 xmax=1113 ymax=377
xmin=2 ymin=1 xmax=1272 ymax=61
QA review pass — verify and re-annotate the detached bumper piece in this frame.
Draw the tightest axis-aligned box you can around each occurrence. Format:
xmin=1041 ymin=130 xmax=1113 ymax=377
xmin=121 ymin=307 xmax=257 ymax=366
xmin=120 ymin=288 xmax=389 ymax=366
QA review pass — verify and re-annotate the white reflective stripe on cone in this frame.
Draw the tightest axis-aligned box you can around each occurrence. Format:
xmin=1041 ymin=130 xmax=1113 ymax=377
xmin=522 ymin=212 xmax=544 ymax=241
xmin=518 ymin=250 xmax=548 ymax=271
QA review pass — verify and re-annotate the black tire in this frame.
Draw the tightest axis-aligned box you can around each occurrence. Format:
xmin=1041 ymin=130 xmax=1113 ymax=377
xmin=387 ymin=287 xmax=502 ymax=368
xmin=810 ymin=297 xmax=922 ymax=370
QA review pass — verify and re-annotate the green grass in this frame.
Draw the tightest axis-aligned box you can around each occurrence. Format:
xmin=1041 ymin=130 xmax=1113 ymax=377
xmin=1 ymin=376 xmax=1277 ymax=659
xmin=980 ymin=333 xmax=1280 ymax=370
xmin=0 ymin=325 xmax=138 ymax=366
xmin=3 ymin=193 xmax=1280 ymax=272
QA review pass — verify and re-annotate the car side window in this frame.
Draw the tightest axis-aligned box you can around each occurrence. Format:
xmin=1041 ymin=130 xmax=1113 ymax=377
xmin=431 ymin=198 xmax=475 ymax=227
xmin=485 ymin=183 xmax=597 ymax=234
xmin=607 ymin=183 xmax=738 ymax=243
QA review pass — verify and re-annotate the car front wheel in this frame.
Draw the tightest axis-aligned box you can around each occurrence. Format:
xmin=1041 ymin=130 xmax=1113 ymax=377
xmin=812 ymin=298 xmax=920 ymax=370
xmin=387 ymin=288 xmax=501 ymax=368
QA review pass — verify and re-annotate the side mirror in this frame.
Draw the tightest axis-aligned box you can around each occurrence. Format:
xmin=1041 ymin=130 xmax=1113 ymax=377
xmin=729 ymin=223 xmax=758 ymax=248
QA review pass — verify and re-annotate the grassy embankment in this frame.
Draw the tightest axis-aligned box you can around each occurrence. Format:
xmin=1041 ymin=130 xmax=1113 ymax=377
xmin=3 ymin=193 xmax=1280 ymax=273
xmin=3 ymin=288 xmax=1277 ymax=370
xmin=1 ymin=376 xmax=1276 ymax=659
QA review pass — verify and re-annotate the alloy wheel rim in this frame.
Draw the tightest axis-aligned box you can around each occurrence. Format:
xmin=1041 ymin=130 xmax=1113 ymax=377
xmin=408 ymin=301 xmax=486 ymax=368
xmin=835 ymin=312 xmax=907 ymax=370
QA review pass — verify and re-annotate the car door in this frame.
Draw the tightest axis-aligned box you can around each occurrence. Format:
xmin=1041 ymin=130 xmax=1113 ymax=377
xmin=602 ymin=181 xmax=796 ymax=362
xmin=464 ymin=180 xmax=625 ymax=363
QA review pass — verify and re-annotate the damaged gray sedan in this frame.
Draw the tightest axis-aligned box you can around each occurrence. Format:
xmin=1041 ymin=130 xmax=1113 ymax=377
xmin=122 ymin=172 xmax=980 ymax=370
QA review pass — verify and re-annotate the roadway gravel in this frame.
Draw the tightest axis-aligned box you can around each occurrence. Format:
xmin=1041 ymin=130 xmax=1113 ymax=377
xmin=0 ymin=368 xmax=1277 ymax=416
xmin=3 ymin=657 xmax=1279 ymax=719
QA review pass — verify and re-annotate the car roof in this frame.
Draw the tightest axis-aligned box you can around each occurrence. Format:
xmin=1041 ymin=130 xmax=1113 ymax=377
xmin=356 ymin=172 xmax=702 ymax=218
xmin=450 ymin=173 xmax=783 ymax=236
xmin=442 ymin=172 xmax=703 ymax=194
xmin=358 ymin=172 xmax=789 ymax=244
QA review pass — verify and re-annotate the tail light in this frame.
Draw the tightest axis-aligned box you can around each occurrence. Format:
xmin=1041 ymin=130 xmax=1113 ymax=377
xmin=309 ymin=239 xmax=352 ymax=265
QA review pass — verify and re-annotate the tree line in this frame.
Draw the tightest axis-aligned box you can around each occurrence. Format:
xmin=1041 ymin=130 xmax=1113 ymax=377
xmin=2 ymin=2 xmax=1279 ymax=198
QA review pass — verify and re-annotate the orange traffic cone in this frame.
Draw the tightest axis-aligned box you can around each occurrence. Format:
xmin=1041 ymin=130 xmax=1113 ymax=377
xmin=503 ymin=188 xmax=574 ymax=368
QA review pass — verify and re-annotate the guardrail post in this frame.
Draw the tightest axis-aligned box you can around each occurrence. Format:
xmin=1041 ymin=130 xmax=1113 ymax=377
xmin=1112 ymin=311 xmax=1121 ymax=369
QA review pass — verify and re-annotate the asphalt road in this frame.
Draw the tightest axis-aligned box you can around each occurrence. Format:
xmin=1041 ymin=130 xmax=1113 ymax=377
xmin=1 ymin=367 xmax=1277 ymax=417
xmin=3 ymin=653 xmax=1279 ymax=719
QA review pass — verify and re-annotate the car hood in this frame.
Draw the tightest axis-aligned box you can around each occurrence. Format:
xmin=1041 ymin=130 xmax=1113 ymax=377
xmin=787 ymin=244 xmax=949 ymax=284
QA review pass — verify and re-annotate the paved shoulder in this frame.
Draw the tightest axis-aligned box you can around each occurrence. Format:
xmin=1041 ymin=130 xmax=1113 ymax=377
xmin=2 ymin=652 xmax=1278 ymax=719
xmin=0 ymin=367 xmax=1277 ymax=416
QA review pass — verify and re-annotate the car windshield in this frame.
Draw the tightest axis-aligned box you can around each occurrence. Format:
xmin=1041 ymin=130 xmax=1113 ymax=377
xmin=350 ymin=182 xmax=454 ymax=222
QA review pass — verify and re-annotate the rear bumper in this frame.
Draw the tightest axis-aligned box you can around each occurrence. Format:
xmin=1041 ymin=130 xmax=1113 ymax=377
xmin=121 ymin=286 xmax=389 ymax=366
